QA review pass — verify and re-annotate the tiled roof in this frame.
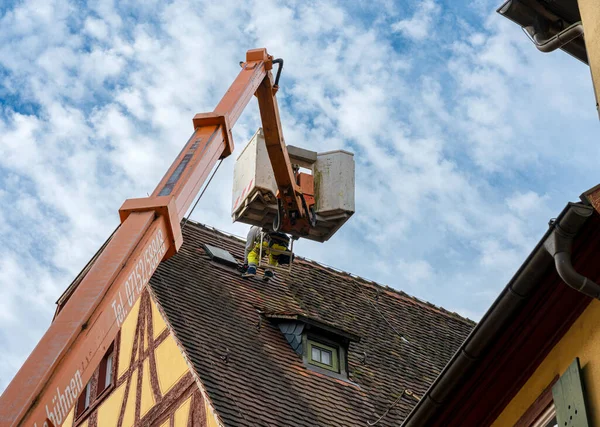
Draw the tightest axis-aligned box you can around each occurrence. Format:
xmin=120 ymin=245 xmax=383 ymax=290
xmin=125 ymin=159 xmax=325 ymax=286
xmin=149 ymin=222 xmax=474 ymax=427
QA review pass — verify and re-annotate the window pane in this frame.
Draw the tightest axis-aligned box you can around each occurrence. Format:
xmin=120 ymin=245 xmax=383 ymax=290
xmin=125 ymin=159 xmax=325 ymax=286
xmin=84 ymin=382 xmax=91 ymax=408
xmin=105 ymin=354 xmax=113 ymax=388
xmin=311 ymin=347 xmax=321 ymax=362
xmin=307 ymin=340 xmax=340 ymax=373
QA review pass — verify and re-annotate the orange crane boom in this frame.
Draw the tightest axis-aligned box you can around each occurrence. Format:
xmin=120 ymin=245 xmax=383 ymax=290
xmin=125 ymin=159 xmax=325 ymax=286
xmin=0 ymin=48 xmax=308 ymax=427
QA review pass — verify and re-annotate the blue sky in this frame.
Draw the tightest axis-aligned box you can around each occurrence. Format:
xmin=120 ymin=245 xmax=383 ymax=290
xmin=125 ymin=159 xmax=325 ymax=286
xmin=0 ymin=0 xmax=598 ymax=392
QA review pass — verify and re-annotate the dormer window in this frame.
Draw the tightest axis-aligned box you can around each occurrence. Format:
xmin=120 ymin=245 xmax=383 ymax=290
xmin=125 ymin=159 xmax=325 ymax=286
xmin=266 ymin=313 xmax=360 ymax=380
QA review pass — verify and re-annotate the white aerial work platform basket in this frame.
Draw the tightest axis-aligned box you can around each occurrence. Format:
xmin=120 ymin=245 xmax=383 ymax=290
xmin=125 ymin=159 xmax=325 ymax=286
xmin=231 ymin=128 xmax=354 ymax=242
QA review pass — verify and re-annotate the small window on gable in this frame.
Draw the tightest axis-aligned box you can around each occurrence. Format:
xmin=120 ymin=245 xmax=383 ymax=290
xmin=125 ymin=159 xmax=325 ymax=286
xmin=75 ymin=343 xmax=116 ymax=419
xmin=105 ymin=353 xmax=114 ymax=387
xmin=76 ymin=381 xmax=92 ymax=418
xmin=84 ymin=382 xmax=91 ymax=408
xmin=98 ymin=344 xmax=115 ymax=394
xmin=308 ymin=340 xmax=339 ymax=372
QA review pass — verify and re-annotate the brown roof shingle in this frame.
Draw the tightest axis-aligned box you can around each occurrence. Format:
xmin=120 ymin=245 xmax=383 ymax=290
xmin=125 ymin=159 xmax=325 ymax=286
xmin=149 ymin=222 xmax=474 ymax=427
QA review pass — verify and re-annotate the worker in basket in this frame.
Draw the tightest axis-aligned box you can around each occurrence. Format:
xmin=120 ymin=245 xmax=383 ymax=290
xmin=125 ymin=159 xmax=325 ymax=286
xmin=242 ymin=225 xmax=292 ymax=280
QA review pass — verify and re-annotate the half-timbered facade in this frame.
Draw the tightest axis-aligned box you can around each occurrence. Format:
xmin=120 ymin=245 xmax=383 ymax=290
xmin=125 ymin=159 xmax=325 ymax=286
xmin=55 ymin=288 xmax=220 ymax=427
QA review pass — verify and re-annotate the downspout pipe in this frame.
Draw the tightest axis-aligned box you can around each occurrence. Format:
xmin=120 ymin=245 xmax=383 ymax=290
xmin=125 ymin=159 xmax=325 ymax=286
xmin=530 ymin=21 xmax=584 ymax=53
xmin=544 ymin=204 xmax=600 ymax=299
xmin=401 ymin=202 xmax=596 ymax=427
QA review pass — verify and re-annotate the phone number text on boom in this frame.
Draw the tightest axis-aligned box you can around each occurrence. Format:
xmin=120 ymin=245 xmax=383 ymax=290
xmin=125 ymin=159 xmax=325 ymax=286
xmin=112 ymin=229 xmax=166 ymax=327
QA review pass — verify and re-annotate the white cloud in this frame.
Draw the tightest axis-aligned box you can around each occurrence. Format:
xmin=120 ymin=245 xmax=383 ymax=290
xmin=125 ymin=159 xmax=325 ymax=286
xmin=392 ymin=0 xmax=440 ymax=41
xmin=84 ymin=17 xmax=109 ymax=40
xmin=506 ymin=190 xmax=550 ymax=219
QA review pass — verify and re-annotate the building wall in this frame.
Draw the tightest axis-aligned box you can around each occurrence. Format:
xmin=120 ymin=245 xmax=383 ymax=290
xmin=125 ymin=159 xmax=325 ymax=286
xmin=61 ymin=289 xmax=221 ymax=427
xmin=579 ymin=0 xmax=600 ymax=118
xmin=492 ymin=299 xmax=600 ymax=426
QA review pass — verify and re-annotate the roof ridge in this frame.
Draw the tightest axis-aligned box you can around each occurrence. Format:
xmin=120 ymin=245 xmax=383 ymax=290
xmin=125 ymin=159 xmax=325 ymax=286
xmin=184 ymin=220 xmax=476 ymax=326
xmin=296 ymin=257 xmax=476 ymax=325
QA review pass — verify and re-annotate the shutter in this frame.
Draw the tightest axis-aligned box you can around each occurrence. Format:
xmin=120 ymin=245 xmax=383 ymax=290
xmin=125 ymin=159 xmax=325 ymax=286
xmin=552 ymin=358 xmax=591 ymax=427
xmin=76 ymin=387 xmax=86 ymax=417
xmin=98 ymin=356 xmax=108 ymax=392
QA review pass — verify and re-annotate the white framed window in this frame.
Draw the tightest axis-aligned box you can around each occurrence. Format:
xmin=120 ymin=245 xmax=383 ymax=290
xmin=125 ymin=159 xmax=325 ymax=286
xmin=98 ymin=344 xmax=115 ymax=393
xmin=307 ymin=340 xmax=339 ymax=372
xmin=104 ymin=353 xmax=113 ymax=389
xmin=83 ymin=381 xmax=91 ymax=409
xmin=76 ymin=380 xmax=92 ymax=418
xmin=311 ymin=346 xmax=332 ymax=366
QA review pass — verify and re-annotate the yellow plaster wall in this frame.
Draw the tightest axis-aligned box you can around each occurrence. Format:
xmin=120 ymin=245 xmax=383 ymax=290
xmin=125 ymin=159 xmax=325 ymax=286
xmin=118 ymin=298 xmax=141 ymax=378
xmin=151 ymin=297 xmax=167 ymax=338
xmin=62 ymin=408 xmax=74 ymax=427
xmin=155 ymin=334 xmax=189 ymax=395
xmin=578 ymin=0 xmax=600 ymax=117
xmin=96 ymin=380 xmax=127 ymax=426
xmin=173 ymin=396 xmax=192 ymax=427
xmin=492 ymin=299 xmax=600 ymax=427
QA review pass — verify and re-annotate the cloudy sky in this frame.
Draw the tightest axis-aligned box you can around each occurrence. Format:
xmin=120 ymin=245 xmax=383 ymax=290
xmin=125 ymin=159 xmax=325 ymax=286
xmin=0 ymin=0 xmax=598 ymax=392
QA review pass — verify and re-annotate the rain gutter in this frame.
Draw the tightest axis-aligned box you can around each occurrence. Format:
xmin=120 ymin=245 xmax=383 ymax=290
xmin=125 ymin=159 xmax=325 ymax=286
xmin=401 ymin=201 xmax=596 ymax=426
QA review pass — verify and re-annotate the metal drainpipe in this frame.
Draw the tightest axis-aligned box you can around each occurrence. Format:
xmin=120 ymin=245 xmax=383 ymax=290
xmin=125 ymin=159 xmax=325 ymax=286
xmin=401 ymin=203 xmax=597 ymax=427
xmin=544 ymin=205 xmax=600 ymax=299
xmin=530 ymin=21 xmax=584 ymax=53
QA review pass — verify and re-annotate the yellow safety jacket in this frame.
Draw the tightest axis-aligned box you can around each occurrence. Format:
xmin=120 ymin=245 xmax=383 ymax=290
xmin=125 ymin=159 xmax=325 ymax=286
xmin=247 ymin=241 xmax=287 ymax=267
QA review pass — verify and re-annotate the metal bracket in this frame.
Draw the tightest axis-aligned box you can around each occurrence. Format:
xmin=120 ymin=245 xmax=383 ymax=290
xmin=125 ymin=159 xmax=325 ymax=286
xmin=258 ymin=232 xmax=294 ymax=274
xmin=119 ymin=195 xmax=183 ymax=260
xmin=192 ymin=112 xmax=234 ymax=159
xmin=272 ymin=58 xmax=283 ymax=88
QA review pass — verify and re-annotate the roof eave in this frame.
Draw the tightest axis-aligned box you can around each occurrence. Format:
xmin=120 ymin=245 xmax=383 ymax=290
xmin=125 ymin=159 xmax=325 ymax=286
xmin=402 ymin=200 xmax=598 ymax=426
xmin=496 ymin=0 xmax=588 ymax=64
